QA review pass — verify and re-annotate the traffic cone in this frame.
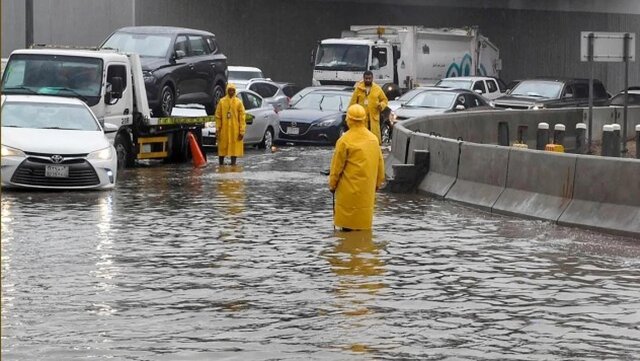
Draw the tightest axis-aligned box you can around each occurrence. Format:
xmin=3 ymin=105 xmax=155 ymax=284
xmin=187 ymin=131 xmax=207 ymax=168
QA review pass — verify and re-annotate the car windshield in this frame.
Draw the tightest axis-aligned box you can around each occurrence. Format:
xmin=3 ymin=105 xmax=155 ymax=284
xmin=1 ymin=55 xmax=103 ymax=105
xmin=315 ymin=44 xmax=369 ymax=71
xmin=229 ymin=70 xmax=263 ymax=81
xmin=397 ymin=88 xmax=427 ymax=102
xmin=405 ymin=91 xmax=456 ymax=109
xmin=436 ymin=79 xmax=473 ymax=90
xmin=294 ymin=93 xmax=349 ymax=112
xmin=1 ymin=101 xmax=101 ymax=131
xmin=102 ymin=32 xmax=172 ymax=58
xmin=510 ymin=81 xmax=563 ymax=99
xmin=610 ymin=93 xmax=640 ymax=106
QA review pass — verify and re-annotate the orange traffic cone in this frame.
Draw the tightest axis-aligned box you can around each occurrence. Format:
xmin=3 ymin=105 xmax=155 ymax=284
xmin=187 ymin=131 xmax=207 ymax=168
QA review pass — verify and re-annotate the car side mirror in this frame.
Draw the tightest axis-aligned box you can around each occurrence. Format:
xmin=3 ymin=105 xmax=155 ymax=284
xmin=174 ymin=49 xmax=186 ymax=59
xmin=109 ymin=77 xmax=123 ymax=99
xmin=474 ymin=89 xmax=484 ymax=94
xmin=455 ymin=104 xmax=466 ymax=111
xmin=103 ymin=122 xmax=119 ymax=134
xmin=563 ymin=93 xmax=573 ymax=99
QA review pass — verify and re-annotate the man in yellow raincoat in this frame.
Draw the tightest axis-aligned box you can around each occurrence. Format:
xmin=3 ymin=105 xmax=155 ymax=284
xmin=349 ymin=71 xmax=388 ymax=144
xmin=329 ymin=104 xmax=385 ymax=231
xmin=215 ymin=83 xmax=246 ymax=165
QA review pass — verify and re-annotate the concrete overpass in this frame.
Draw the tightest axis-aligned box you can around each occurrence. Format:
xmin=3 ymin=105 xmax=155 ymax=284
xmin=2 ymin=0 xmax=639 ymax=92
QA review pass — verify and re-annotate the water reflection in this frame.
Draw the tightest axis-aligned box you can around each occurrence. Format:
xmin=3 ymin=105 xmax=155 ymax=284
xmin=216 ymin=165 xmax=246 ymax=217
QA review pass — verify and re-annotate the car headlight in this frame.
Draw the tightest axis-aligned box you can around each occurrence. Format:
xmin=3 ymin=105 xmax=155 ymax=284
xmin=88 ymin=147 xmax=114 ymax=160
xmin=317 ymin=118 xmax=338 ymax=127
xmin=142 ymin=70 xmax=155 ymax=81
xmin=204 ymin=121 xmax=215 ymax=129
xmin=1 ymin=145 xmax=26 ymax=158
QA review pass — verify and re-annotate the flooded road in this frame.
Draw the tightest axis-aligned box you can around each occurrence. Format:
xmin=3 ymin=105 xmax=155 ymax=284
xmin=2 ymin=146 xmax=639 ymax=360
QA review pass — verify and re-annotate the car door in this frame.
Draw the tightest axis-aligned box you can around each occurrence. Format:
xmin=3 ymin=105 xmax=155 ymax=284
xmin=187 ymin=34 xmax=213 ymax=103
xmin=485 ymin=79 xmax=500 ymax=99
xmin=240 ymin=91 xmax=263 ymax=144
xmin=171 ymin=34 xmax=194 ymax=102
xmin=472 ymin=80 xmax=487 ymax=98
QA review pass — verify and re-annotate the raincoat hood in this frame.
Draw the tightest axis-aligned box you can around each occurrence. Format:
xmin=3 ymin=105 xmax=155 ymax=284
xmin=226 ymin=83 xmax=237 ymax=97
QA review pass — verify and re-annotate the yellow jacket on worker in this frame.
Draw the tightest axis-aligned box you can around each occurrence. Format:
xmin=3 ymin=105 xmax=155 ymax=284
xmin=329 ymin=105 xmax=385 ymax=230
xmin=349 ymin=81 xmax=388 ymax=144
xmin=215 ymin=83 xmax=246 ymax=157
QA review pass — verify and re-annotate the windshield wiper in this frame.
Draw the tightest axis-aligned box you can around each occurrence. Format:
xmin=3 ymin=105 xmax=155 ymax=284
xmin=2 ymin=86 xmax=39 ymax=94
xmin=44 ymin=87 xmax=89 ymax=102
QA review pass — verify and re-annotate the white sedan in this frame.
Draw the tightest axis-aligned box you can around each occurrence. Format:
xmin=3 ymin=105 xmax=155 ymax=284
xmin=1 ymin=95 xmax=118 ymax=190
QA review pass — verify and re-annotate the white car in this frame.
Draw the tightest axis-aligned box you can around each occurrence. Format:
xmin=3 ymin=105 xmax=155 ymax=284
xmin=1 ymin=95 xmax=118 ymax=190
xmin=202 ymin=89 xmax=280 ymax=150
xmin=228 ymin=66 xmax=265 ymax=89
xmin=436 ymin=76 xmax=505 ymax=100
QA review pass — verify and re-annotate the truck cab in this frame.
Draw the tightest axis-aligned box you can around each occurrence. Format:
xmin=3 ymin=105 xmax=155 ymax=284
xmin=312 ymin=38 xmax=395 ymax=87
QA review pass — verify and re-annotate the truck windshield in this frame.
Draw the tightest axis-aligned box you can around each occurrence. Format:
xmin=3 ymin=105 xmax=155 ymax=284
xmin=315 ymin=44 xmax=368 ymax=71
xmin=102 ymin=32 xmax=172 ymax=58
xmin=1 ymin=55 xmax=103 ymax=106
xmin=2 ymin=101 xmax=101 ymax=131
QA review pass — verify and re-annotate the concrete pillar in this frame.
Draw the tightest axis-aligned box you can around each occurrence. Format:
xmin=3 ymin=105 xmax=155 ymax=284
xmin=601 ymin=124 xmax=614 ymax=157
xmin=575 ymin=123 xmax=587 ymax=154
xmin=611 ymin=123 xmax=621 ymax=157
xmin=536 ymin=122 xmax=550 ymax=150
xmin=498 ymin=121 xmax=509 ymax=146
xmin=636 ymin=124 xmax=640 ymax=159
xmin=553 ymin=124 xmax=566 ymax=147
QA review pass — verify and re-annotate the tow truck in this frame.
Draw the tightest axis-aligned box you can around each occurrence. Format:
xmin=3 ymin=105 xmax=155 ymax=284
xmin=1 ymin=46 xmax=214 ymax=168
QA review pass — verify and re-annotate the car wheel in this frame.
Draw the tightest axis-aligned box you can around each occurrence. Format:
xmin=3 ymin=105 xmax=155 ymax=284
xmin=210 ymin=84 xmax=225 ymax=113
xmin=114 ymin=133 xmax=134 ymax=170
xmin=381 ymin=122 xmax=391 ymax=144
xmin=156 ymin=85 xmax=174 ymax=117
xmin=258 ymin=127 xmax=274 ymax=150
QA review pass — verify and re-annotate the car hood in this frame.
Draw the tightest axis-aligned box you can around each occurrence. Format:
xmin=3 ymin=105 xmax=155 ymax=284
xmin=139 ymin=57 xmax=169 ymax=72
xmin=278 ymin=108 xmax=343 ymax=123
xmin=494 ymin=95 xmax=553 ymax=105
xmin=394 ymin=107 xmax=448 ymax=119
xmin=388 ymin=100 xmax=404 ymax=111
xmin=1 ymin=127 xmax=110 ymax=154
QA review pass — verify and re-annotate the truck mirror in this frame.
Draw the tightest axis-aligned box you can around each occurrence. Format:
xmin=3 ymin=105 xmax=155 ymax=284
xmin=109 ymin=77 xmax=124 ymax=99
xmin=174 ymin=49 xmax=186 ymax=60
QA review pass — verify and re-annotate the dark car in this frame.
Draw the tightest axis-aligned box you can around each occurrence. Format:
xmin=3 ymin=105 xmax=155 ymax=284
xmin=275 ymin=90 xmax=351 ymax=145
xmin=101 ymin=26 xmax=228 ymax=116
xmin=493 ymin=78 xmax=609 ymax=110
xmin=392 ymin=88 xmax=494 ymax=122
xmin=609 ymin=87 xmax=640 ymax=106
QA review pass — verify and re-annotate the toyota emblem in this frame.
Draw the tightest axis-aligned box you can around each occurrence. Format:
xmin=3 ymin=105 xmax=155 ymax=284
xmin=50 ymin=155 xmax=64 ymax=164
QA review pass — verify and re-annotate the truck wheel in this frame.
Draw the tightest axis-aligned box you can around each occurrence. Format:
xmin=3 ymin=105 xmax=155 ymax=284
xmin=114 ymin=133 xmax=135 ymax=169
xmin=156 ymin=85 xmax=174 ymax=117
xmin=258 ymin=127 xmax=274 ymax=150
xmin=167 ymin=130 xmax=191 ymax=163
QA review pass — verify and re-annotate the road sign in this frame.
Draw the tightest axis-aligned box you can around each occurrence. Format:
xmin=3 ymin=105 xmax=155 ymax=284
xmin=580 ymin=32 xmax=635 ymax=62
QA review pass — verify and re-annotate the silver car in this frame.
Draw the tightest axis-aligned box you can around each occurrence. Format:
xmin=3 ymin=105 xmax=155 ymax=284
xmin=246 ymin=79 xmax=300 ymax=112
xmin=202 ymin=89 xmax=280 ymax=150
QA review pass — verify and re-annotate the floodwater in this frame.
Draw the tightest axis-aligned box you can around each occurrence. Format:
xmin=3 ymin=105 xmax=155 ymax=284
xmin=2 ymin=146 xmax=639 ymax=360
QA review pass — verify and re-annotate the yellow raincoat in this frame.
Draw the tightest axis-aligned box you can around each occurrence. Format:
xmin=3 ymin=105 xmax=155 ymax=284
xmin=215 ymin=84 xmax=246 ymax=157
xmin=349 ymin=81 xmax=388 ymax=144
xmin=329 ymin=105 xmax=385 ymax=230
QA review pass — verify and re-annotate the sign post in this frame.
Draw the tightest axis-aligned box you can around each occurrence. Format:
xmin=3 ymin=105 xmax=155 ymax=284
xmin=580 ymin=32 xmax=636 ymax=153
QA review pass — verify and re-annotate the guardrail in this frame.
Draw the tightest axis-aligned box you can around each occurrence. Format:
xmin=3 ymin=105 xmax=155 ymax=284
xmin=386 ymin=107 xmax=640 ymax=238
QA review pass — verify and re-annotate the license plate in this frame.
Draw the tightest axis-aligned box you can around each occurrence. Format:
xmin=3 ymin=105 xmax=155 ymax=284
xmin=287 ymin=126 xmax=299 ymax=135
xmin=45 ymin=165 xmax=69 ymax=178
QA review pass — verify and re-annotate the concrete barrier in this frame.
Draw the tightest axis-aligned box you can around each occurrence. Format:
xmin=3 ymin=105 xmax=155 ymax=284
xmin=492 ymin=148 xmax=576 ymax=221
xmin=445 ymin=143 xmax=510 ymax=211
xmin=417 ymin=135 xmax=461 ymax=198
xmin=558 ymin=156 xmax=640 ymax=237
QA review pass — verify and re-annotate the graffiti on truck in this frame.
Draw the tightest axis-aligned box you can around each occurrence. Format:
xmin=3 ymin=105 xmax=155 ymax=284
xmin=445 ymin=53 xmax=489 ymax=77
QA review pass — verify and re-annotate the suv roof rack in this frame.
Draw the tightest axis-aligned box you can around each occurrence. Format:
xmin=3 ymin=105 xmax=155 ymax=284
xmin=30 ymin=44 xmax=101 ymax=50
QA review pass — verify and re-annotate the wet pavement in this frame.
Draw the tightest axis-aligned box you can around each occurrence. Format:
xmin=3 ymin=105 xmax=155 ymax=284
xmin=2 ymin=146 xmax=640 ymax=360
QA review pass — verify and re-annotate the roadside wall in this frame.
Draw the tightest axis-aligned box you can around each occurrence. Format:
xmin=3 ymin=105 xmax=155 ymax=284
xmin=389 ymin=109 xmax=640 ymax=238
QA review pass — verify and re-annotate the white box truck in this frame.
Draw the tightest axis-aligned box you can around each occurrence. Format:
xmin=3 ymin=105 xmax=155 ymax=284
xmin=1 ymin=47 xmax=212 ymax=168
xmin=312 ymin=25 xmax=501 ymax=97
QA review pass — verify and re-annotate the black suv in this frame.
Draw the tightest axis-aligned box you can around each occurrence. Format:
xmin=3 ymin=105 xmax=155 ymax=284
xmin=493 ymin=78 xmax=609 ymax=109
xmin=101 ymin=26 xmax=227 ymax=116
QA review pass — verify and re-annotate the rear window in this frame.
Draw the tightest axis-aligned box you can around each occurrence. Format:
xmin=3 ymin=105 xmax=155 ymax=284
xmin=282 ymin=85 xmax=300 ymax=97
